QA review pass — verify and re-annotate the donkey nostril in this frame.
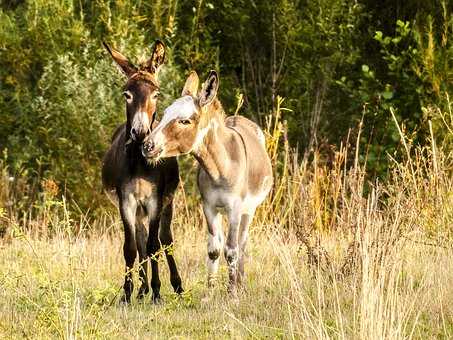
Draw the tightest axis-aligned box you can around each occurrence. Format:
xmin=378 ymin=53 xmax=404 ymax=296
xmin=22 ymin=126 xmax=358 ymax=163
xmin=146 ymin=141 xmax=155 ymax=152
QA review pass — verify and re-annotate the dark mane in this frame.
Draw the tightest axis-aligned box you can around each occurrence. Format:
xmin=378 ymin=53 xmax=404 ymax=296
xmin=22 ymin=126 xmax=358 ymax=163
xmin=111 ymin=123 xmax=125 ymax=143
xmin=126 ymin=70 xmax=160 ymax=89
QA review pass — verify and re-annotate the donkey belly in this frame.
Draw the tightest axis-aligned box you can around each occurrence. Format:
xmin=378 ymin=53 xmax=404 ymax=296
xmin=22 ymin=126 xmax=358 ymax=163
xmin=123 ymin=177 xmax=160 ymax=225
xmin=242 ymin=191 xmax=269 ymax=214
xmin=198 ymin=167 xmax=271 ymax=216
xmin=201 ymin=186 xmax=268 ymax=217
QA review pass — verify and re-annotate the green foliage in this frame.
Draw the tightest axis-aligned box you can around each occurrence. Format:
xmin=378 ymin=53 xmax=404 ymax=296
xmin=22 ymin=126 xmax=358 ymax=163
xmin=0 ymin=0 xmax=452 ymax=216
xmin=0 ymin=0 xmax=181 ymax=213
xmin=336 ymin=19 xmax=425 ymax=175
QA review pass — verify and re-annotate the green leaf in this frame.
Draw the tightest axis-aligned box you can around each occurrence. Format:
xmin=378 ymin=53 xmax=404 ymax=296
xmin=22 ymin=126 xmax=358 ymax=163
xmin=374 ymin=31 xmax=383 ymax=41
xmin=382 ymin=91 xmax=394 ymax=100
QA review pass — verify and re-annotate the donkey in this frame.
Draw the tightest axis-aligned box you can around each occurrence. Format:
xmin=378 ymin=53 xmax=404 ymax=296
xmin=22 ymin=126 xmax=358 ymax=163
xmin=102 ymin=40 xmax=183 ymax=303
xmin=141 ymin=70 xmax=273 ymax=294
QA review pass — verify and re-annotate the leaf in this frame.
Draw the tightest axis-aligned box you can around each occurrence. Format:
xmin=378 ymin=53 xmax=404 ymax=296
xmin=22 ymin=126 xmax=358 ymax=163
xmin=374 ymin=31 xmax=383 ymax=41
xmin=382 ymin=91 xmax=394 ymax=100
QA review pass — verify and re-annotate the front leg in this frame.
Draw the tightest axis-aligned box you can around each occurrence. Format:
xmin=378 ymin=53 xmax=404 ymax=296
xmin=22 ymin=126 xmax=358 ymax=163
xmin=159 ymin=201 xmax=183 ymax=294
xmin=144 ymin=197 xmax=162 ymax=303
xmin=135 ymin=217 xmax=150 ymax=300
xmin=118 ymin=190 xmax=138 ymax=304
xmin=225 ymin=202 xmax=242 ymax=294
xmin=147 ymin=218 xmax=162 ymax=303
xmin=202 ymin=202 xmax=224 ymax=287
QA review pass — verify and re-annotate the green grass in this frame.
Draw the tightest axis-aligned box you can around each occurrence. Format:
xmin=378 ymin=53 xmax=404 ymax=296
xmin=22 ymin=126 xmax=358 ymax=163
xmin=0 ymin=221 xmax=452 ymax=339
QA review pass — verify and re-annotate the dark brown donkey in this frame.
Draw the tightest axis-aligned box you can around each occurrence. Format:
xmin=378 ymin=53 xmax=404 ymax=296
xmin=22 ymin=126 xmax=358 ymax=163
xmin=102 ymin=40 xmax=183 ymax=303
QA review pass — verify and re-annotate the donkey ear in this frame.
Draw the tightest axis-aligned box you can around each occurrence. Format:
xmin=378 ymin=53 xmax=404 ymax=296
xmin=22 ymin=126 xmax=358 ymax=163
xmin=146 ymin=40 xmax=166 ymax=74
xmin=181 ymin=71 xmax=199 ymax=97
xmin=102 ymin=42 xmax=137 ymax=77
xmin=199 ymin=70 xmax=219 ymax=107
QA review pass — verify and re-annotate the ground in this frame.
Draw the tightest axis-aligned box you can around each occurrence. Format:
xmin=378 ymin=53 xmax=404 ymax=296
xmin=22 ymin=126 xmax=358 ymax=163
xmin=0 ymin=218 xmax=452 ymax=339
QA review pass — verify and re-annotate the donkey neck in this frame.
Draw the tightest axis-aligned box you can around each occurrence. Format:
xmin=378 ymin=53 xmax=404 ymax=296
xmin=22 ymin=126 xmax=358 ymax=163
xmin=192 ymin=105 xmax=244 ymax=183
xmin=125 ymin=140 xmax=150 ymax=174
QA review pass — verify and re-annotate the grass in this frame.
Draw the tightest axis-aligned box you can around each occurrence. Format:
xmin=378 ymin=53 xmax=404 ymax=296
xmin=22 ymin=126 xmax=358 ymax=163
xmin=0 ymin=99 xmax=452 ymax=339
xmin=0 ymin=214 xmax=451 ymax=339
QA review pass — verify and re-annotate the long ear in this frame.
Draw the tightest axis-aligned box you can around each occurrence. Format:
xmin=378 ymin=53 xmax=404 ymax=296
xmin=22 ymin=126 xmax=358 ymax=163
xmin=182 ymin=71 xmax=199 ymax=97
xmin=199 ymin=70 xmax=219 ymax=107
xmin=145 ymin=40 xmax=166 ymax=74
xmin=102 ymin=42 xmax=137 ymax=77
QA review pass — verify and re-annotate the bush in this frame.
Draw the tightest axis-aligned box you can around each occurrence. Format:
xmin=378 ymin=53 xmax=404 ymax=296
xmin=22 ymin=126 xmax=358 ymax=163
xmin=0 ymin=0 xmax=452 ymax=217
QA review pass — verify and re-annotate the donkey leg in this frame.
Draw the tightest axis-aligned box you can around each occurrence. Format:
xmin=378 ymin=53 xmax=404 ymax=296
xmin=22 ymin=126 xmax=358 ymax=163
xmin=159 ymin=201 xmax=183 ymax=294
xmin=238 ymin=213 xmax=253 ymax=286
xmin=118 ymin=193 xmax=138 ymax=303
xmin=225 ymin=205 xmax=242 ymax=294
xmin=147 ymin=218 xmax=162 ymax=303
xmin=135 ymin=213 xmax=150 ymax=299
xmin=202 ymin=203 xmax=224 ymax=287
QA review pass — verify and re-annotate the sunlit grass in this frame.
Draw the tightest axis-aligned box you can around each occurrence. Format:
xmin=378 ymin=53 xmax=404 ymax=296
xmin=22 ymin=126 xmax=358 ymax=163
xmin=0 ymin=219 xmax=451 ymax=339
xmin=0 ymin=99 xmax=452 ymax=339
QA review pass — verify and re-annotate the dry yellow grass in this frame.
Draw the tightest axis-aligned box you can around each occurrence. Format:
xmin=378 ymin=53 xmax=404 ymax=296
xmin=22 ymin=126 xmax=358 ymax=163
xmin=0 ymin=99 xmax=452 ymax=339
xmin=0 ymin=209 xmax=451 ymax=339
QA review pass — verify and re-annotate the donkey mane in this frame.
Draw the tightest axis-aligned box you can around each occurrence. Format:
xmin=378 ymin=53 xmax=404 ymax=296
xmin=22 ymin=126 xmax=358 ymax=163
xmin=110 ymin=123 xmax=124 ymax=143
xmin=126 ymin=70 xmax=160 ymax=88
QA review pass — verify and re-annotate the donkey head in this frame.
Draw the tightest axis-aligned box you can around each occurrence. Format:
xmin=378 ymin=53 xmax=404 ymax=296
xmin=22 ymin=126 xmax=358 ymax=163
xmin=142 ymin=71 xmax=219 ymax=160
xmin=103 ymin=40 xmax=166 ymax=143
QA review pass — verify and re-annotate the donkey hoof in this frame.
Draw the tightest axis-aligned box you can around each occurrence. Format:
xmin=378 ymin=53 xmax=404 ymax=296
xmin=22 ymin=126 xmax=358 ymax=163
xmin=152 ymin=294 xmax=163 ymax=304
xmin=119 ymin=294 xmax=131 ymax=305
xmin=228 ymin=285 xmax=239 ymax=299
xmin=174 ymin=286 xmax=184 ymax=295
xmin=137 ymin=286 xmax=149 ymax=300
xmin=228 ymin=290 xmax=239 ymax=304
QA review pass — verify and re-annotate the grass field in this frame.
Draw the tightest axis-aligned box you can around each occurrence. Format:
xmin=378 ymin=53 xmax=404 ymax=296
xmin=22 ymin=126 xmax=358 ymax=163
xmin=0 ymin=207 xmax=452 ymax=339
xmin=0 ymin=110 xmax=452 ymax=339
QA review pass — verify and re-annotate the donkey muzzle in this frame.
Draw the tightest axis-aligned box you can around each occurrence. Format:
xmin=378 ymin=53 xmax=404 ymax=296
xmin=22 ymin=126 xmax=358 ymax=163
xmin=131 ymin=111 xmax=151 ymax=142
xmin=142 ymin=140 xmax=161 ymax=158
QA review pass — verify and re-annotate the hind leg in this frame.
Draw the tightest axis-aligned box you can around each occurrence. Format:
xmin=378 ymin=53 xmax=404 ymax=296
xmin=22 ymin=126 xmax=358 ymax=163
xmin=225 ymin=204 xmax=242 ymax=294
xmin=136 ymin=218 xmax=149 ymax=299
xmin=159 ymin=201 xmax=183 ymax=294
xmin=147 ymin=217 xmax=162 ymax=303
xmin=238 ymin=212 xmax=254 ymax=285
xmin=118 ymin=191 xmax=138 ymax=304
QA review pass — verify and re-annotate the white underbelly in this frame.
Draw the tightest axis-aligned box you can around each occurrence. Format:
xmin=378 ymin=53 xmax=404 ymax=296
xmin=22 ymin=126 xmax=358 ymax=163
xmin=203 ymin=187 xmax=270 ymax=215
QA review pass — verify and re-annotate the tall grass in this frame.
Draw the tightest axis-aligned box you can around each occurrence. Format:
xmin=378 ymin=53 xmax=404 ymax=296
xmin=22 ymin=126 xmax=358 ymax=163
xmin=0 ymin=97 xmax=452 ymax=338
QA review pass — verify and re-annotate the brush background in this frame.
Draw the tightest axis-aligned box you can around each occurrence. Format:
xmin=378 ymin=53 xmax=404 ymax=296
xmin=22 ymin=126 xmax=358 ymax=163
xmin=0 ymin=0 xmax=452 ymax=213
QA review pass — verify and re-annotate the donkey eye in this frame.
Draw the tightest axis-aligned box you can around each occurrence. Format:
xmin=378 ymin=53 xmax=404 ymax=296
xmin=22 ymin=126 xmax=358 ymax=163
xmin=153 ymin=92 xmax=160 ymax=99
xmin=123 ymin=91 xmax=133 ymax=102
xmin=178 ymin=119 xmax=191 ymax=125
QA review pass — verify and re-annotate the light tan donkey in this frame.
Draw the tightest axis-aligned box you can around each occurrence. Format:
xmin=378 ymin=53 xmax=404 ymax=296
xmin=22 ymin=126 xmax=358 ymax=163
xmin=141 ymin=71 xmax=273 ymax=294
